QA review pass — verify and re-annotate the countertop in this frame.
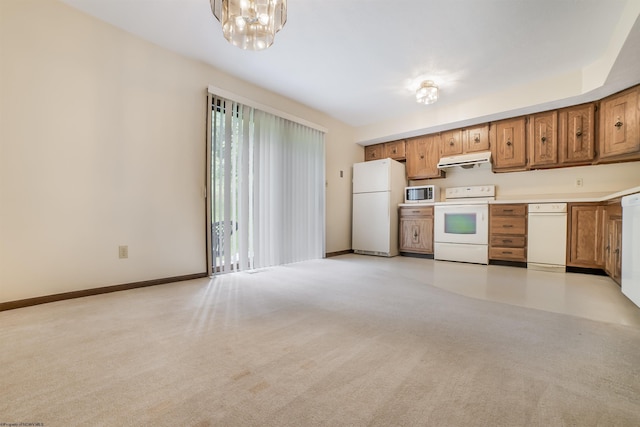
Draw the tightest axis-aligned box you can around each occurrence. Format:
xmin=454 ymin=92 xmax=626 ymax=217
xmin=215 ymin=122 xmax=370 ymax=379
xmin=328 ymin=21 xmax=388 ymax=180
xmin=398 ymin=186 xmax=640 ymax=207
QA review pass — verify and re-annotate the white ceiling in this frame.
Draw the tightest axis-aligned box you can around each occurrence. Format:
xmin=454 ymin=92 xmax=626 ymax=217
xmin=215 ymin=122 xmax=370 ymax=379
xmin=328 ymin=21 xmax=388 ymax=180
xmin=59 ymin=0 xmax=640 ymax=134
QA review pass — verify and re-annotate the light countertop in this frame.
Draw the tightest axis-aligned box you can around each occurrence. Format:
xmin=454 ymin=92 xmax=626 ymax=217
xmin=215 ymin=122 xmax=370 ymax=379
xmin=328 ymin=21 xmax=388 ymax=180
xmin=398 ymin=186 xmax=640 ymax=207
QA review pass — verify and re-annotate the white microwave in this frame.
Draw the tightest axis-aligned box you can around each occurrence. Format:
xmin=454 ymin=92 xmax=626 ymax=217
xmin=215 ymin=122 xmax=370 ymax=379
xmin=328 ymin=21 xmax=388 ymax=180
xmin=405 ymin=185 xmax=439 ymax=203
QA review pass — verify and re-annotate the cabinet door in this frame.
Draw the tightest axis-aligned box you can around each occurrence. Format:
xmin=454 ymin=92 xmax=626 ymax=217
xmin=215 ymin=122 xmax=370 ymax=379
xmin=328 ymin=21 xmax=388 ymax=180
xmin=385 ymin=140 xmax=406 ymax=160
xmin=528 ymin=110 xmax=558 ymax=168
xmin=491 ymin=117 xmax=527 ymax=171
xmin=558 ymin=103 xmax=595 ymax=164
xmin=604 ymin=218 xmax=623 ymax=283
xmin=440 ymin=129 xmax=463 ymax=157
xmin=364 ymin=144 xmax=384 ymax=161
xmin=567 ymin=204 xmax=605 ymax=268
xmin=406 ymin=135 xmax=445 ymax=180
xmin=599 ymin=86 xmax=640 ymax=160
xmin=463 ymin=124 xmax=490 ymax=153
xmin=400 ymin=217 xmax=434 ymax=254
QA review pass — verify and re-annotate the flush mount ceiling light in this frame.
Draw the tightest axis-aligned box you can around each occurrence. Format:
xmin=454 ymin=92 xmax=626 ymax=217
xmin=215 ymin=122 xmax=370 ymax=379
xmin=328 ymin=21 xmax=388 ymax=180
xmin=416 ymin=80 xmax=439 ymax=105
xmin=210 ymin=0 xmax=287 ymax=51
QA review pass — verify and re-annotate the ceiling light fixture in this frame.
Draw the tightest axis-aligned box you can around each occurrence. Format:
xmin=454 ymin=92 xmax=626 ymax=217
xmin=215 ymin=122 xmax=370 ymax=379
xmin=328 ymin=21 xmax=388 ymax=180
xmin=416 ymin=80 xmax=438 ymax=105
xmin=210 ymin=0 xmax=287 ymax=51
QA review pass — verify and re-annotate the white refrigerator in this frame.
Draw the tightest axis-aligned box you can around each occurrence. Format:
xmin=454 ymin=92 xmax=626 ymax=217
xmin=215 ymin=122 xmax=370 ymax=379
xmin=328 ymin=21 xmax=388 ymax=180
xmin=352 ymin=158 xmax=406 ymax=257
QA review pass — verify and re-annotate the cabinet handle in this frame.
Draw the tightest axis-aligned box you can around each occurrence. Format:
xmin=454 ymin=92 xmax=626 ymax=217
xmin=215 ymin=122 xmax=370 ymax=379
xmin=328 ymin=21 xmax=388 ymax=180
xmin=503 ymin=224 xmax=513 ymax=228
xmin=541 ymin=136 xmax=547 ymax=143
xmin=576 ymin=129 xmax=583 ymax=137
xmin=614 ymin=119 xmax=623 ymax=128
xmin=420 ymin=155 xmax=424 ymax=160
xmin=449 ymin=139 xmax=454 ymax=146
xmin=502 ymin=239 xmax=513 ymax=243
xmin=392 ymin=148 xmax=397 ymax=154
xmin=411 ymin=210 xmax=420 ymax=213
xmin=503 ymin=209 xmax=514 ymax=212
xmin=474 ymin=136 xmax=480 ymax=142
xmin=506 ymin=140 xmax=512 ymax=146
xmin=503 ymin=251 xmax=513 ymax=255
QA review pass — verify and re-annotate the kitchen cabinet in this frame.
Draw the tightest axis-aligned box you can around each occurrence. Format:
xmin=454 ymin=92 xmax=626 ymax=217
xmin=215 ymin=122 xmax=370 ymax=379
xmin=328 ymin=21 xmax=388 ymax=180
xmin=384 ymin=140 xmax=406 ymax=160
xmin=599 ymin=85 xmax=640 ymax=161
xmin=364 ymin=144 xmax=384 ymax=161
xmin=399 ymin=206 xmax=434 ymax=255
xmin=558 ymin=103 xmax=596 ymax=165
xmin=462 ymin=124 xmax=490 ymax=153
xmin=365 ymin=140 xmax=406 ymax=161
xmin=567 ymin=203 xmax=605 ymax=268
xmin=604 ymin=201 xmax=623 ymax=284
xmin=440 ymin=129 xmax=463 ymax=157
xmin=528 ymin=110 xmax=558 ymax=168
xmin=440 ymin=126 xmax=490 ymax=157
xmin=490 ymin=117 xmax=527 ymax=172
xmin=405 ymin=135 xmax=445 ymax=180
xmin=489 ymin=204 xmax=527 ymax=262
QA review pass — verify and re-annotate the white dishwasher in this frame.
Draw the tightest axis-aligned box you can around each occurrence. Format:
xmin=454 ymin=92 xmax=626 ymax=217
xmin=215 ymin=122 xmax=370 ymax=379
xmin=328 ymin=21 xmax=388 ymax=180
xmin=527 ymin=203 xmax=568 ymax=272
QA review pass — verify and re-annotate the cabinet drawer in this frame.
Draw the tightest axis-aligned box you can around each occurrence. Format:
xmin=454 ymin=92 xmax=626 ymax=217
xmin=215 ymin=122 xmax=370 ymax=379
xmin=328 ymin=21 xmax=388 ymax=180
xmin=400 ymin=206 xmax=433 ymax=217
xmin=491 ymin=204 xmax=526 ymax=216
xmin=490 ymin=217 xmax=526 ymax=234
xmin=490 ymin=235 xmax=526 ymax=248
xmin=490 ymin=247 xmax=526 ymax=261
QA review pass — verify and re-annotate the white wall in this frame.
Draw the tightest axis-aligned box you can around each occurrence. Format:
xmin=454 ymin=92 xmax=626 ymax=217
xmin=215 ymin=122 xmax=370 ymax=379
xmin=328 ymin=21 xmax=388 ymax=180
xmin=0 ymin=0 xmax=359 ymax=303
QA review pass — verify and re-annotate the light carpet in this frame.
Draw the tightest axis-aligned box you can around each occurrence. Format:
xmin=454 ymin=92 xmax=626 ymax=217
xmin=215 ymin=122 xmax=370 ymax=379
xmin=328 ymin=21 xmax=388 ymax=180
xmin=2 ymin=257 xmax=640 ymax=426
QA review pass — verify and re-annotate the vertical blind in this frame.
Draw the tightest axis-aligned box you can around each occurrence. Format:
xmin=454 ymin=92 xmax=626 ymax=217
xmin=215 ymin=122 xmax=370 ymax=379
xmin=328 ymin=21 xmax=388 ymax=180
xmin=208 ymin=96 xmax=325 ymax=273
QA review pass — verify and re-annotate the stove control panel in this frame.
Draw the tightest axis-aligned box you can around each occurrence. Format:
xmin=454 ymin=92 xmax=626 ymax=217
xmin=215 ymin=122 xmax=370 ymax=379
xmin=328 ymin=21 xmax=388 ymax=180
xmin=445 ymin=185 xmax=496 ymax=200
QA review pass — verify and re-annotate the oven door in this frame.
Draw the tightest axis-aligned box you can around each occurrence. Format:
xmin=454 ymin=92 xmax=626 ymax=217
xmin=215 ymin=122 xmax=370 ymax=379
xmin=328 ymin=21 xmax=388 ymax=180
xmin=434 ymin=203 xmax=488 ymax=245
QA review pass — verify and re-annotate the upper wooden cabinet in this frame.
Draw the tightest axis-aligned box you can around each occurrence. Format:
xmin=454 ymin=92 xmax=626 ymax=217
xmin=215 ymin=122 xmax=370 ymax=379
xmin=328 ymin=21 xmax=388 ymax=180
xmin=364 ymin=140 xmax=406 ymax=161
xmin=558 ymin=103 xmax=596 ymax=165
xmin=364 ymin=144 xmax=384 ymax=161
xmin=463 ymin=124 xmax=490 ymax=153
xmin=440 ymin=129 xmax=463 ymax=157
xmin=599 ymin=85 xmax=640 ymax=161
xmin=440 ymin=126 xmax=489 ymax=157
xmin=384 ymin=140 xmax=406 ymax=160
xmin=528 ymin=110 xmax=558 ymax=168
xmin=490 ymin=117 xmax=527 ymax=172
xmin=406 ymin=135 xmax=445 ymax=180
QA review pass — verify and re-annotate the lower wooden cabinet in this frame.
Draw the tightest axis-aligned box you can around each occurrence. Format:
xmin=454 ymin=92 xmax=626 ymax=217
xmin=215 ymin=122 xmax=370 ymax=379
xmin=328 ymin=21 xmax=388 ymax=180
xmin=567 ymin=203 xmax=605 ymax=268
xmin=399 ymin=206 xmax=434 ymax=255
xmin=489 ymin=204 xmax=527 ymax=262
xmin=604 ymin=201 xmax=623 ymax=284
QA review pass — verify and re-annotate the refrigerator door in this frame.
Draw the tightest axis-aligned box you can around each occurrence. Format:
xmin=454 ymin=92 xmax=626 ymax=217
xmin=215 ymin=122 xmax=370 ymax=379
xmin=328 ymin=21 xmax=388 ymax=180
xmin=353 ymin=159 xmax=390 ymax=193
xmin=352 ymin=192 xmax=392 ymax=255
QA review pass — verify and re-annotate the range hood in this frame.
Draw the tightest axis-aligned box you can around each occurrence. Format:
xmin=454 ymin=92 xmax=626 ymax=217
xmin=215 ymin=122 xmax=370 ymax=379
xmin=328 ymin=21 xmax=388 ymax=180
xmin=437 ymin=151 xmax=492 ymax=169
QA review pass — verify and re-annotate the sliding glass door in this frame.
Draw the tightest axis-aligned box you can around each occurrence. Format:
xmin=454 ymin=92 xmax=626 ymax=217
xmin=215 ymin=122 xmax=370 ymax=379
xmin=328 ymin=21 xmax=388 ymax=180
xmin=206 ymin=93 xmax=325 ymax=275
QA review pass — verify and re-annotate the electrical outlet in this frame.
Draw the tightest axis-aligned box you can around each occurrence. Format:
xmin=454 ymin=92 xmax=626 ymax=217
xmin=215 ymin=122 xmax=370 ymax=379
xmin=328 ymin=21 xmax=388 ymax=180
xmin=118 ymin=245 xmax=128 ymax=259
xmin=576 ymin=178 xmax=583 ymax=187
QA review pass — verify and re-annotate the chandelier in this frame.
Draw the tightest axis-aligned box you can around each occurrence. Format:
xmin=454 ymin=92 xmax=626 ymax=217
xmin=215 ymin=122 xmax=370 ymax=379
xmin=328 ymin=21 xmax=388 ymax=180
xmin=210 ymin=0 xmax=287 ymax=51
xmin=416 ymin=80 xmax=439 ymax=105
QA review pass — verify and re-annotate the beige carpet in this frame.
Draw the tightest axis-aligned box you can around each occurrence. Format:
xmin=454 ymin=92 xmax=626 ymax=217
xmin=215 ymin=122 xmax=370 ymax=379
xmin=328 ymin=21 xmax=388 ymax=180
xmin=2 ymin=257 xmax=640 ymax=426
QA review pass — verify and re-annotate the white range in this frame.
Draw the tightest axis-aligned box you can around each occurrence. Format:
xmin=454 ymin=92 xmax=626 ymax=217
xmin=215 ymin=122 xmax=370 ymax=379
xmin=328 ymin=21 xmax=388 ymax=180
xmin=434 ymin=185 xmax=495 ymax=265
